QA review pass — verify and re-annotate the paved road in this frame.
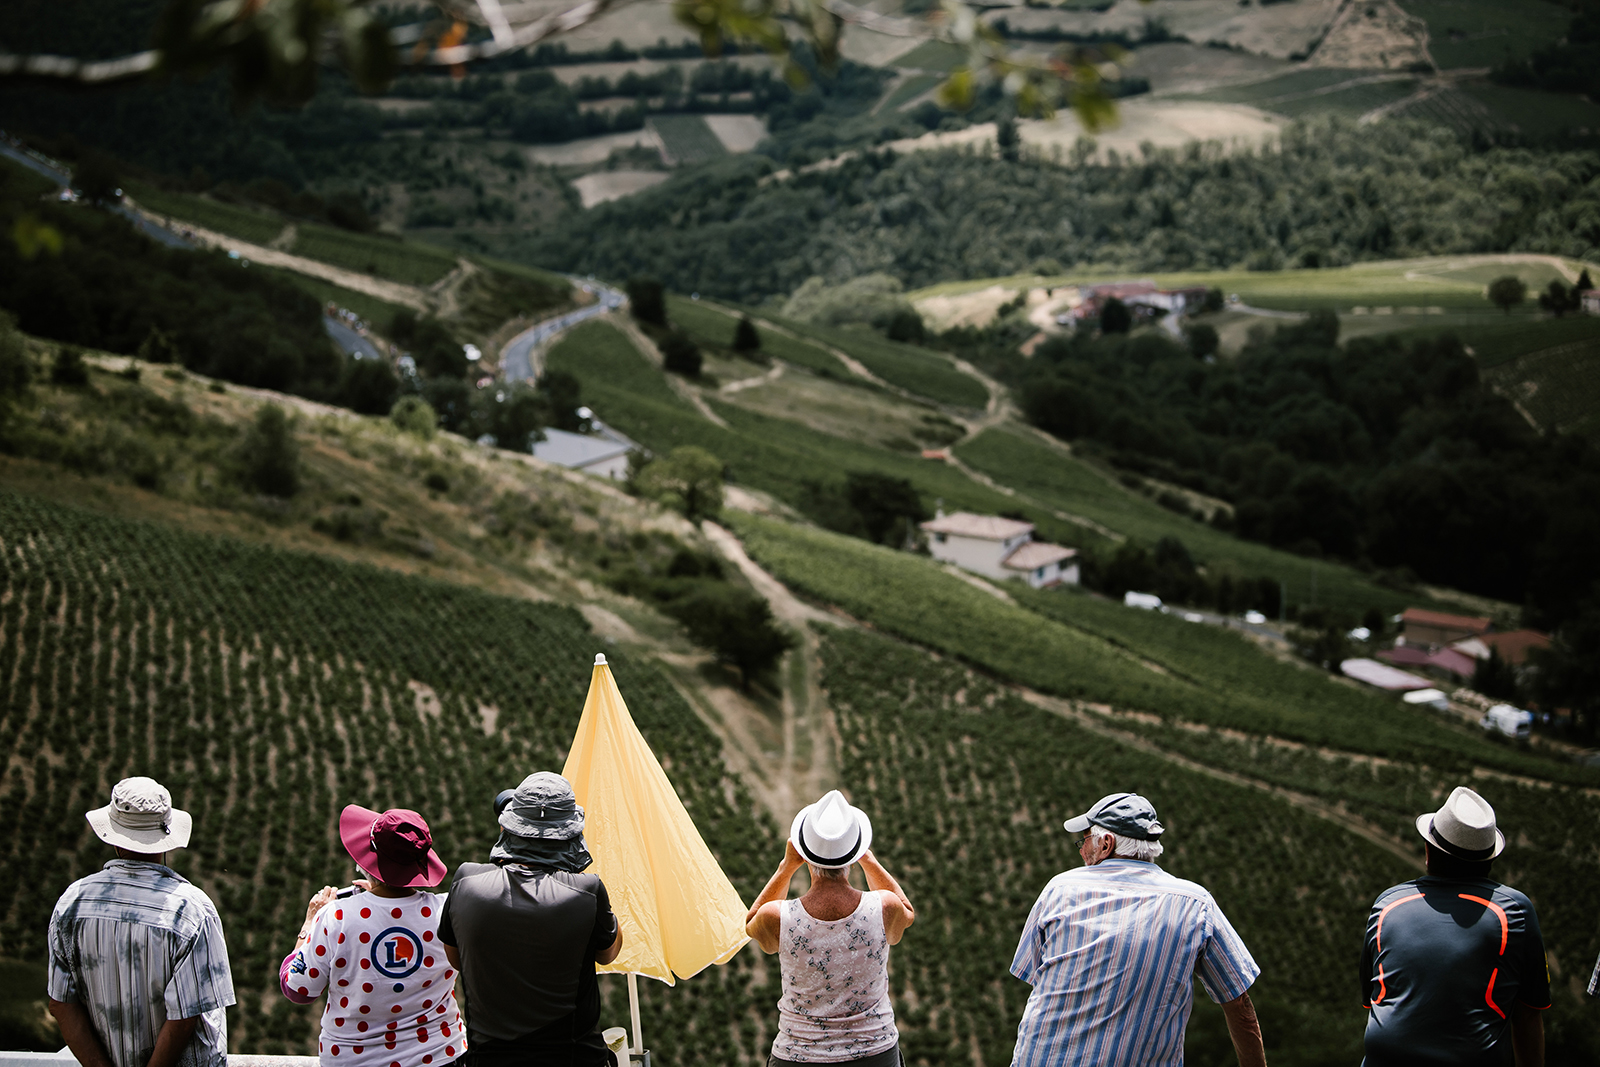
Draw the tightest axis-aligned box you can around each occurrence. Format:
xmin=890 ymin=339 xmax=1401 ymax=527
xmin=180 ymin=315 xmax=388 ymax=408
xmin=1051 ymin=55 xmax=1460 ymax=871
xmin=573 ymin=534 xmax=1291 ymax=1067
xmin=501 ymin=281 xmax=625 ymax=383
xmin=323 ymin=318 xmax=383 ymax=360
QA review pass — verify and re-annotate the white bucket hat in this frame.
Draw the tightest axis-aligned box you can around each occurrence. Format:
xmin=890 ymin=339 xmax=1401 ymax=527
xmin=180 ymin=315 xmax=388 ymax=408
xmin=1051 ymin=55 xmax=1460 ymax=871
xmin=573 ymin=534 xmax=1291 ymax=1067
xmin=790 ymin=790 xmax=872 ymax=869
xmin=1416 ymin=785 xmax=1505 ymax=861
xmin=87 ymin=777 xmax=192 ymax=853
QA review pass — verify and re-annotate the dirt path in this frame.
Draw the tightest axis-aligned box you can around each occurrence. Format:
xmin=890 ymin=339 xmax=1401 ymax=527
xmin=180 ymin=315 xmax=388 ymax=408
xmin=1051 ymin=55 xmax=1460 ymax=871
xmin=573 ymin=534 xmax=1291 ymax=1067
xmin=721 ymin=363 xmax=784 ymax=395
xmin=616 ymin=319 xmax=730 ymax=428
xmin=702 ymin=521 xmax=841 ymax=820
xmin=130 ymin=205 xmax=432 ymax=310
xmin=429 ymin=258 xmax=478 ymax=319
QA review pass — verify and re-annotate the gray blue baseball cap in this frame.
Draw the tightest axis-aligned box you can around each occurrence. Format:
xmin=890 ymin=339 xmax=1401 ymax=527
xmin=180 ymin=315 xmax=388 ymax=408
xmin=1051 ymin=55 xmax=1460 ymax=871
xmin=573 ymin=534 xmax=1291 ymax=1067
xmin=1064 ymin=792 xmax=1164 ymax=840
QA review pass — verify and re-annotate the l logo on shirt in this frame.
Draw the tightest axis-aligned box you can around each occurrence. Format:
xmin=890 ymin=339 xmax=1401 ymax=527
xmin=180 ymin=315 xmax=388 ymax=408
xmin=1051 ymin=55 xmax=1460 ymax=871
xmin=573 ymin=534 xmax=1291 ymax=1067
xmin=372 ymin=928 xmax=424 ymax=978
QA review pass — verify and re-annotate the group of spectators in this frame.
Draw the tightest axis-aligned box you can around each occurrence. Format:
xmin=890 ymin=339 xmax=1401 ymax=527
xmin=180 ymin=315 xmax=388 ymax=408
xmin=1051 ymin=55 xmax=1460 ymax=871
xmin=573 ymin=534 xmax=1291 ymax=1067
xmin=43 ymin=771 xmax=1577 ymax=1067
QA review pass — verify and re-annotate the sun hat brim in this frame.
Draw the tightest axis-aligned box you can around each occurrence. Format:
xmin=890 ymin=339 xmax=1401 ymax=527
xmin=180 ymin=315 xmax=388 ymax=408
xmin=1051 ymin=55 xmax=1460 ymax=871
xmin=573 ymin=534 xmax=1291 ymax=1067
xmin=86 ymin=805 xmax=192 ymax=853
xmin=339 ymin=804 xmax=448 ymax=888
xmin=789 ymin=800 xmax=873 ymax=869
xmin=1415 ymin=813 xmax=1505 ymax=861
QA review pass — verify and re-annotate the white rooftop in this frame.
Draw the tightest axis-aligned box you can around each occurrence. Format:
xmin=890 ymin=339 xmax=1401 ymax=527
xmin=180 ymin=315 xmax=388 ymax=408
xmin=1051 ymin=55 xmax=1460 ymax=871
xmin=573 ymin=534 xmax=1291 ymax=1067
xmin=1002 ymin=542 xmax=1078 ymax=570
xmin=921 ymin=511 xmax=1034 ymax=541
xmin=1340 ymin=658 xmax=1433 ymax=692
xmin=530 ymin=423 xmax=637 ymax=470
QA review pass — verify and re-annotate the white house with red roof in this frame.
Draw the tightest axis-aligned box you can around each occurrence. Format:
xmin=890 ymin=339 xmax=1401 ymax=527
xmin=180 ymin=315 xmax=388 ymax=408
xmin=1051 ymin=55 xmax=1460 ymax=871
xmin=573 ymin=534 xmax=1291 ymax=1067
xmin=919 ymin=510 xmax=1079 ymax=588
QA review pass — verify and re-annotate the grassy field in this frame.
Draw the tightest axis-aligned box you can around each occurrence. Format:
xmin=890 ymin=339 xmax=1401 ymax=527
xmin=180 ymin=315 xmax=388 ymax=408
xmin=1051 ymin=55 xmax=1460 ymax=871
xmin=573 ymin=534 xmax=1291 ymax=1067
xmin=545 ymin=322 xmax=1083 ymax=541
xmin=878 ymin=73 xmax=943 ymax=112
xmin=669 ymin=298 xmax=850 ymax=377
xmin=1462 ymin=82 xmax=1600 ymax=139
xmin=0 ymin=489 xmax=776 ymax=1063
xmin=911 ymin=255 xmax=1599 ymax=312
xmin=126 ymin=183 xmax=286 ymax=246
xmin=894 ymin=40 xmax=967 ymax=73
xmin=1389 ymin=313 xmax=1600 ymax=369
xmin=290 ymin=223 xmax=459 ymax=286
xmin=759 ymin=315 xmax=991 ymax=408
xmin=649 ymin=115 xmax=730 ymax=165
xmin=1397 ymin=0 xmax=1574 ymax=69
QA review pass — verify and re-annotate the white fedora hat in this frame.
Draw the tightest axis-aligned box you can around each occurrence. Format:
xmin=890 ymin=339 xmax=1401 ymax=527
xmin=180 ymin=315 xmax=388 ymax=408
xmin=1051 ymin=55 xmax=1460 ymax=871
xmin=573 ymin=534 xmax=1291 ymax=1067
xmin=1416 ymin=785 xmax=1505 ymax=861
xmin=790 ymin=790 xmax=872 ymax=870
xmin=86 ymin=777 xmax=192 ymax=853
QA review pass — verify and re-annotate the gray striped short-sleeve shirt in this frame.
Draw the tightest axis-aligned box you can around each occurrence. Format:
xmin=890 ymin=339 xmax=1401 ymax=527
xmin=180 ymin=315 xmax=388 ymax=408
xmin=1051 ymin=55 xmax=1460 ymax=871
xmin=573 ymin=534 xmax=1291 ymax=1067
xmin=48 ymin=860 xmax=235 ymax=1067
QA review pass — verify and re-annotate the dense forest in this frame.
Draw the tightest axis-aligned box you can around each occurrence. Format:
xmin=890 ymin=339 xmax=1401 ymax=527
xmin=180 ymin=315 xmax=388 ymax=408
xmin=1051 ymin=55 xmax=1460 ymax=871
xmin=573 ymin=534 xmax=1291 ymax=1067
xmin=543 ymin=118 xmax=1600 ymax=299
xmin=1012 ymin=314 xmax=1600 ymax=628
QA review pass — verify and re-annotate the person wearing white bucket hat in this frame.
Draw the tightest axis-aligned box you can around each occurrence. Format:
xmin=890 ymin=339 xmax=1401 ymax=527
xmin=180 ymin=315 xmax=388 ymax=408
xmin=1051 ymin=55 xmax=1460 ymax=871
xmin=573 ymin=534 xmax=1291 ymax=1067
xmin=746 ymin=790 xmax=915 ymax=1067
xmin=1360 ymin=786 xmax=1550 ymax=1067
xmin=46 ymin=777 xmax=235 ymax=1067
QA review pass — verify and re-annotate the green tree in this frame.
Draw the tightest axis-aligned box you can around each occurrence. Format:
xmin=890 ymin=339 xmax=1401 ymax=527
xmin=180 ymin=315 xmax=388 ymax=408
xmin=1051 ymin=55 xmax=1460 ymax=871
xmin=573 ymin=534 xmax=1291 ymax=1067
xmin=886 ymin=308 xmax=925 ymax=343
xmin=1100 ymin=297 xmax=1131 ymax=334
xmin=50 ymin=347 xmax=89 ymax=386
xmin=674 ymin=585 xmax=794 ymax=691
xmin=236 ymin=404 xmax=299 ymax=497
xmin=634 ymin=445 xmax=723 ymax=520
xmin=1487 ymin=275 xmax=1527 ymax=315
xmin=659 ymin=332 xmax=702 ymax=377
xmin=390 ymin=395 xmax=437 ymax=438
xmin=535 ymin=369 xmax=584 ymax=431
xmin=732 ymin=316 xmax=761 ymax=354
xmin=1530 ymin=605 xmax=1600 ymax=738
xmin=1185 ymin=323 xmax=1219 ymax=359
xmin=336 ymin=358 xmax=399 ymax=416
xmin=845 ymin=472 xmax=928 ymax=545
xmin=1472 ymin=648 xmax=1520 ymax=703
xmin=628 ymin=278 xmax=667 ymax=327
xmin=996 ymin=115 xmax=1020 ymax=163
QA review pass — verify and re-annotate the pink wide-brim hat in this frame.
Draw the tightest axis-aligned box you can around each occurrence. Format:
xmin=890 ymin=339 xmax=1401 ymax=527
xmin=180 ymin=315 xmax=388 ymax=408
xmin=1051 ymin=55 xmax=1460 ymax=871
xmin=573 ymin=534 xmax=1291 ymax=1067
xmin=339 ymin=804 xmax=448 ymax=888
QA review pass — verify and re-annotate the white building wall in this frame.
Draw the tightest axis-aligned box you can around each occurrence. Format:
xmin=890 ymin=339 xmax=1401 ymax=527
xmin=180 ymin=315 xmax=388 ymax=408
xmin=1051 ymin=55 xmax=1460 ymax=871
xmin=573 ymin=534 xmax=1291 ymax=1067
xmin=927 ymin=533 xmax=1011 ymax=580
xmin=579 ymin=455 xmax=631 ymax=480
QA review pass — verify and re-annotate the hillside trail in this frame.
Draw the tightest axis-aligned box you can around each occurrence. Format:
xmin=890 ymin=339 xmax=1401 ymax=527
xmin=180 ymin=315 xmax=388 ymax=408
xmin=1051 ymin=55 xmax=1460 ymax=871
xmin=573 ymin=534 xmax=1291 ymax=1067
xmin=616 ymin=319 xmax=730 ymax=428
xmin=129 ymin=205 xmax=432 ymax=310
xmin=702 ymin=520 xmax=843 ymax=823
xmin=430 ymin=258 xmax=479 ymax=319
xmin=720 ymin=362 xmax=784 ymax=395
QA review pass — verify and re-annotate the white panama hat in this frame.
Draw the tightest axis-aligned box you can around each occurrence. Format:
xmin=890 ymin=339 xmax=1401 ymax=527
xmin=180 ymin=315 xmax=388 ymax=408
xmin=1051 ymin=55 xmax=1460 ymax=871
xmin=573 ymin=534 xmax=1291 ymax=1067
xmin=790 ymin=790 xmax=872 ymax=869
xmin=86 ymin=777 xmax=192 ymax=853
xmin=1416 ymin=785 xmax=1505 ymax=861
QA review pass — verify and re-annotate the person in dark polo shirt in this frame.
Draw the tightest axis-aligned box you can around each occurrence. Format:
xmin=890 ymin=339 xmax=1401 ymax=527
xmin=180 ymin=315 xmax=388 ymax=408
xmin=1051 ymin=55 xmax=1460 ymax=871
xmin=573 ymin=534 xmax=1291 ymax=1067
xmin=1360 ymin=787 xmax=1549 ymax=1067
xmin=439 ymin=773 xmax=623 ymax=1067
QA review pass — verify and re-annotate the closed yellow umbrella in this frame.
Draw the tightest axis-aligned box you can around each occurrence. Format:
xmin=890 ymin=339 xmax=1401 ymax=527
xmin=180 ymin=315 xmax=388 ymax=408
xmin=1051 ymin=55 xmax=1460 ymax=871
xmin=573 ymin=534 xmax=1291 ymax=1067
xmin=561 ymin=653 xmax=750 ymax=1054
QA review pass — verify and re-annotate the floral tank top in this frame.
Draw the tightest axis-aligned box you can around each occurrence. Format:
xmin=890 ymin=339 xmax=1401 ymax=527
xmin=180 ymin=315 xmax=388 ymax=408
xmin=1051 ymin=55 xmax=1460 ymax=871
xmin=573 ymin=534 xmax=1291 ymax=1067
xmin=770 ymin=892 xmax=898 ymax=1063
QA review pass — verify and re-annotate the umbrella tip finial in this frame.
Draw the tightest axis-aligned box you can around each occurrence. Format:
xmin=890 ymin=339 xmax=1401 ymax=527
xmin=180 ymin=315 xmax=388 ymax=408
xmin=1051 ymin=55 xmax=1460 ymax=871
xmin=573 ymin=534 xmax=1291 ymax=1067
xmin=594 ymin=653 xmax=608 ymax=666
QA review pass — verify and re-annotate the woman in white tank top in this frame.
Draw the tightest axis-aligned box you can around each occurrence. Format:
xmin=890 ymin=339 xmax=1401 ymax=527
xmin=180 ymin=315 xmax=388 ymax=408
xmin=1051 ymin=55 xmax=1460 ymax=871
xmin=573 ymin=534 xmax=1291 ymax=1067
xmin=746 ymin=791 xmax=916 ymax=1067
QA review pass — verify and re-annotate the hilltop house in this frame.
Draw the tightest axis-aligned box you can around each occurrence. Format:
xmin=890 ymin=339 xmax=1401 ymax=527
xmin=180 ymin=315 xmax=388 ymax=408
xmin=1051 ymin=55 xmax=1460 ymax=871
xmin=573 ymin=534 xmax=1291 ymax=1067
xmin=1398 ymin=607 xmax=1491 ymax=649
xmin=530 ymin=417 xmax=641 ymax=480
xmin=920 ymin=510 xmax=1079 ymax=589
xmin=1054 ymin=281 xmax=1209 ymax=326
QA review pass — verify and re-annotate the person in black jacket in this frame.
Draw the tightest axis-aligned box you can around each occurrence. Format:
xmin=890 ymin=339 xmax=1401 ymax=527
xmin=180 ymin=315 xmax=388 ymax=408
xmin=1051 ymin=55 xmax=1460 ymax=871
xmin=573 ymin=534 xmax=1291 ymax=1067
xmin=440 ymin=773 xmax=623 ymax=1067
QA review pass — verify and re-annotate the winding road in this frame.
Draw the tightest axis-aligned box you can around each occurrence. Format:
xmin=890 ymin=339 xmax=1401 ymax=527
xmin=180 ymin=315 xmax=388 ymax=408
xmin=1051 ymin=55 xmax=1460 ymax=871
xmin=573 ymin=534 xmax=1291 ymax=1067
xmin=500 ymin=281 xmax=625 ymax=383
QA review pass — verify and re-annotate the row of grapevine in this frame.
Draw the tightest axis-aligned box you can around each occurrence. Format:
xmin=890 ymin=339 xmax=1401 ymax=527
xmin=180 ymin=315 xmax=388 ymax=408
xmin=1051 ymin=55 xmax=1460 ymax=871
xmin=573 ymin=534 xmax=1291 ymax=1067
xmin=0 ymin=489 xmax=778 ymax=1064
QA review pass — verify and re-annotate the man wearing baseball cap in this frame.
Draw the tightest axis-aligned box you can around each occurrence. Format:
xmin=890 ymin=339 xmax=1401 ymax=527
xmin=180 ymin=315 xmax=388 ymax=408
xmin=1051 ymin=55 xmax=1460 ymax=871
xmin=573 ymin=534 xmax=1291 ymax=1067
xmin=1360 ymin=786 xmax=1549 ymax=1066
xmin=1009 ymin=791 xmax=1265 ymax=1067
xmin=47 ymin=777 xmax=235 ymax=1067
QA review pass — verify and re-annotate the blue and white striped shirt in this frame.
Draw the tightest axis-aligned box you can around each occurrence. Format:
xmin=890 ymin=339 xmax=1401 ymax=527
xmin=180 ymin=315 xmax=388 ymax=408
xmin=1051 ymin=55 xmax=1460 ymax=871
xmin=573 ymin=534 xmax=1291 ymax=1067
xmin=1010 ymin=860 xmax=1259 ymax=1067
xmin=48 ymin=860 xmax=235 ymax=1067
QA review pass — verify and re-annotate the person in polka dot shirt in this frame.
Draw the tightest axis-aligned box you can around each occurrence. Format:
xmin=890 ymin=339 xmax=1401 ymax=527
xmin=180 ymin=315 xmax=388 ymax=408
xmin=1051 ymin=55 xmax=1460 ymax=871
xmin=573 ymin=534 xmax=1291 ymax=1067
xmin=279 ymin=805 xmax=465 ymax=1067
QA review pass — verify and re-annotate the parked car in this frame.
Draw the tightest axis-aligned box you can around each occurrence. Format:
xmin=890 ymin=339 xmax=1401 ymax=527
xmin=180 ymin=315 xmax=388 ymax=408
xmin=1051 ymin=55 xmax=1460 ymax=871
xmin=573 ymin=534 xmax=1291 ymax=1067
xmin=1124 ymin=591 xmax=1163 ymax=612
xmin=1481 ymin=704 xmax=1533 ymax=741
xmin=1244 ymin=610 xmax=1267 ymax=625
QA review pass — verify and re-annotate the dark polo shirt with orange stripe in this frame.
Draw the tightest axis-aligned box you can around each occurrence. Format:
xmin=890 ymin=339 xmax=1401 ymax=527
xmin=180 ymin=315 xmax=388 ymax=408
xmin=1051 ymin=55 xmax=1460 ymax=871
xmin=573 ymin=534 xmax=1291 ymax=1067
xmin=1361 ymin=876 xmax=1550 ymax=1066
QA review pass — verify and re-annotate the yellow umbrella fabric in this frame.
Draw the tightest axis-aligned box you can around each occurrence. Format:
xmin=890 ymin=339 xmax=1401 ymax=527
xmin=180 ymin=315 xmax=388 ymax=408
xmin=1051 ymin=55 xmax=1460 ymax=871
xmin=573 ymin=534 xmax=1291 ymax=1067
xmin=562 ymin=654 xmax=750 ymax=985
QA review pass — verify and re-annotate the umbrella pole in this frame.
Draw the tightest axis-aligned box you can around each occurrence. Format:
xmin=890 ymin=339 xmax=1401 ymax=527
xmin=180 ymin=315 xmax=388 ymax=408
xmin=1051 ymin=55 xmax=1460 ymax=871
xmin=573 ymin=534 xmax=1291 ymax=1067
xmin=627 ymin=971 xmax=643 ymax=1059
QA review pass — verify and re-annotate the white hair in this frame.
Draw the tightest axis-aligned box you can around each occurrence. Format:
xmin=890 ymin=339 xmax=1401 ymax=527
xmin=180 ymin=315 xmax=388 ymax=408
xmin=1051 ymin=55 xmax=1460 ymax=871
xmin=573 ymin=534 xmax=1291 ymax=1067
xmin=808 ymin=863 xmax=849 ymax=881
xmin=1091 ymin=824 xmax=1164 ymax=862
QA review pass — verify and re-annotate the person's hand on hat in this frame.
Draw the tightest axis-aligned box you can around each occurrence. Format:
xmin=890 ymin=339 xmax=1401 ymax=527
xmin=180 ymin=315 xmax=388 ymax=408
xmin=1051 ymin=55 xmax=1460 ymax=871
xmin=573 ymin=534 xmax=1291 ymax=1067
xmin=783 ymin=838 xmax=804 ymax=871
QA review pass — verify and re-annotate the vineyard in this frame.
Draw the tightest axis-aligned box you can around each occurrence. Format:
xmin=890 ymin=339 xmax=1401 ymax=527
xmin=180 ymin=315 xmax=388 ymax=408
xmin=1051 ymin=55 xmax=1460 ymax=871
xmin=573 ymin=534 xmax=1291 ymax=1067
xmin=727 ymin=511 xmax=1600 ymax=787
xmin=289 ymin=224 xmax=459 ymax=286
xmin=760 ymin=315 xmax=991 ymax=409
xmin=648 ymin=116 xmax=730 ymax=166
xmin=665 ymin=296 xmax=851 ymax=379
xmin=126 ymin=184 xmax=287 ymax=246
xmin=0 ymin=490 xmax=779 ymax=1063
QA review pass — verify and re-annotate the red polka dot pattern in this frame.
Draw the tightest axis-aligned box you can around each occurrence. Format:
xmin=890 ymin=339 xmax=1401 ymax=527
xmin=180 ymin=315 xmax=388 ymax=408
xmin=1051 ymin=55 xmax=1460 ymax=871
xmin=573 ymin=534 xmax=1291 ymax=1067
xmin=340 ymin=998 xmax=348 ymax=1008
xmin=360 ymin=959 xmax=370 ymax=969
xmin=297 ymin=987 xmax=308 ymax=997
xmin=391 ymin=908 xmax=403 ymax=919
xmin=357 ymin=1023 xmax=368 ymax=1033
xmin=335 ymin=910 xmax=343 ymax=920
xmin=330 ymin=1047 xmax=339 ymax=1057
xmin=423 ymin=956 xmax=434 ymax=968
xmin=420 ymin=907 xmax=431 ymax=918
xmin=422 ymin=931 xmax=434 ymax=943
xmin=359 ymin=933 xmax=371 ymax=944
xmin=363 ymin=983 xmax=374 ymax=993
xmin=315 ymin=945 xmax=327 ymax=956
xmin=336 ymin=958 xmax=347 ymax=967
xmin=335 ymin=1018 xmax=346 ymax=1027
xmin=309 ymin=968 xmax=320 ymax=979
xmin=360 ymin=908 xmax=371 ymax=919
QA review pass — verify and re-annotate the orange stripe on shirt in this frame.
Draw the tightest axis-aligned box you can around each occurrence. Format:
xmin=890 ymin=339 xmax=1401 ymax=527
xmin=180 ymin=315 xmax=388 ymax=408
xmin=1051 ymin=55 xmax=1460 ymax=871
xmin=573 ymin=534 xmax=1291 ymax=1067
xmin=1458 ymin=894 xmax=1508 ymax=956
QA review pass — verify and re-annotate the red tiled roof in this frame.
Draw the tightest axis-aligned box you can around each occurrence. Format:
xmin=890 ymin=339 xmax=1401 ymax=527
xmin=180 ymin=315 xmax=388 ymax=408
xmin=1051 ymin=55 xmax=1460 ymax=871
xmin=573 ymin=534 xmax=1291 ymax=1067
xmin=1377 ymin=646 xmax=1477 ymax=679
xmin=1400 ymin=608 xmax=1492 ymax=634
xmin=1481 ymin=629 xmax=1552 ymax=666
xmin=1002 ymin=542 xmax=1078 ymax=570
xmin=920 ymin=512 xmax=1034 ymax=540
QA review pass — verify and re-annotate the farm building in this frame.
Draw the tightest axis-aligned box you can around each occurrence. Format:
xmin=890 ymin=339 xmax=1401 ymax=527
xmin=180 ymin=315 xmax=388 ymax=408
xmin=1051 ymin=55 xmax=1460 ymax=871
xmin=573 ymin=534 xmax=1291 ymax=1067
xmin=530 ymin=419 xmax=641 ymax=480
xmin=1398 ymin=607 xmax=1492 ymax=649
xmin=1341 ymin=657 xmax=1433 ymax=692
xmin=1377 ymin=644 xmax=1477 ymax=682
xmin=1581 ymin=289 xmax=1599 ymax=316
xmin=1054 ymin=282 xmax=1209 ymax=325
xmin=920 ymin=510 xmax=1079 ymax=588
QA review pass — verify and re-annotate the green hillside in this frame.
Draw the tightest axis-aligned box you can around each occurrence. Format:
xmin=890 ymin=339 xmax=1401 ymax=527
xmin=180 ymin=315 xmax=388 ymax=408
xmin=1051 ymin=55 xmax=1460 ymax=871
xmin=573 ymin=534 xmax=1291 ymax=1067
xmin=0 ymin=489 xmax=775 ymax=1061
